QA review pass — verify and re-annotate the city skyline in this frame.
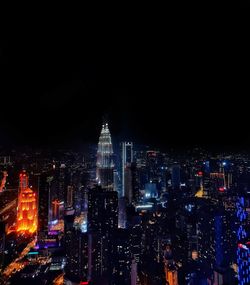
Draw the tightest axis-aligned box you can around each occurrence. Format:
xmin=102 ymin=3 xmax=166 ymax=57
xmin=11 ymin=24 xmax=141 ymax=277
xmin=0 ymin=30 xmax=246 ymax=285
xmin=0 ymin=119 xmax=248 ymax=285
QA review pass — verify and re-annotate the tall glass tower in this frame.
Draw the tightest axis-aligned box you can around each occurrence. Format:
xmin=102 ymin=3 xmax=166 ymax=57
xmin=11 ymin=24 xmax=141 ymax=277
xmin=121 ymin=142 xmax=133 ymax=197
xmin=96 ymin=122 xmax=114 ymax=190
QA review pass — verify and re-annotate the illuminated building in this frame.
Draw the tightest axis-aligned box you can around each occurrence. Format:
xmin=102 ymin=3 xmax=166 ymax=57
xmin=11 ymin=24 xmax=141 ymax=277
xmin=52 ymin=199 xmax=60 ymax=221
xmin=145 ymin=182 xmax=157 ymax=199
xmin=16 ymin=171 xmax=37 ymax=234
xmin=210 ymin=172 xmax=226 ymax=195
xmin=165 ymin=264 xmax=178 ymax=285
xmin=124 ymin=164 xmax=133 ymax=203
xmin=66 ymin=185 xmax=74 ymax=208
xmin=38 ymin=173 xmax=53 ymax=234
xmin=96 ymin=122 xmax=114 ymax=190
xmin=110 ymin=229 xmax=131 ymax=285
xmin=236 ymin=196 xmax=250 ymax=285
xmin=130 ymin=216 xmax=142 ymax=264
xmin=146 ymin=150 xmax=159 ymax=182
xmin=64 ymin=208 xmax=88 ymax=283
xmin=122 ymin=142 xmax=133 ymax=197
xmin=88 ymin=186 xmax=118 ymax=279
xmin=164 ymin=246 xmax=178 ymax=285
xmin=0 ymin=171 xmax=8 ymax=193
xmin=195 ymin=171 xmax=205 ymax=198
xmin=118 ymin=196 xmax=126 ymax=229
xmin=88 ymin=186 xmax=118 ymax=233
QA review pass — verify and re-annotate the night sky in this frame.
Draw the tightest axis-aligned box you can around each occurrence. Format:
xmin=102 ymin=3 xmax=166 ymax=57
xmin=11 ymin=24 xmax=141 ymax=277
xmin=0 ymin=35 xmax=244 ymax=151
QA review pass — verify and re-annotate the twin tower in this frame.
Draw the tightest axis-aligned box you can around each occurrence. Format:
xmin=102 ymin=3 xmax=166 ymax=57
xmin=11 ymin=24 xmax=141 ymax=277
xmin=96 ymin=122 xmax=114 ymax=190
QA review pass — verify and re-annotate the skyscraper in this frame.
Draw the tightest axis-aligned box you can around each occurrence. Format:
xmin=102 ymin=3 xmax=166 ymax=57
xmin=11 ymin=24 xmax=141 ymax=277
xmin=38 ymin=173 xmax=53 ymax=234
xmin=88 ymin=186 xmax=118 ymax=280
xmin=122 ymin=142 xmax=133 ymax=197
xmin=96 ymin=123 xmax=114 ymax=190
xmin=64 ymin=208 xmax=88 ymax=283
xmin=16 ymin=171 xmax=37 ymax=234
xmin=236 ymin=196 xmax=250 ymax=285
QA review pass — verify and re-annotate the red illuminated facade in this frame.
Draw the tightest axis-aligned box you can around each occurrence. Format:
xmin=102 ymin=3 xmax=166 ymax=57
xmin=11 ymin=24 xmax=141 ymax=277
xmin=0 ymin=171 xmax=8 ymax=193
xmin=52 ymin=199 xmax=60 ymax=221
xmin=16 ymin=171 xmax=37 ymax=234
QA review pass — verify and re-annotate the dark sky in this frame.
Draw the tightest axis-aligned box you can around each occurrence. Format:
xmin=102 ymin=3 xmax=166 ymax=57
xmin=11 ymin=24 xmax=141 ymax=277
xmin=0 ymin=33 xmax=244 ymax=151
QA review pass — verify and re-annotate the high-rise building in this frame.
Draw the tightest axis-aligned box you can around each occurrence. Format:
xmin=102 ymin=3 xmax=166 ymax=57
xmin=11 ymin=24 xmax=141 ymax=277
xmin=66 ymin=185 xmax=74 ymax=208
xmin=38 ymin=173 xmax=53 ymax=234
xmin=130 ymin=215 xmax=142 ymax=264
xmin=52 ymin=199 xmax=60 ymax=221
xmin=122 ymin=142 xmax=133 ymax=197
xmin=110 ymin=229 xmax=131 ymax=285
xmin=16 ymin=171 xmax=37 ymax=234
xmin=64 ymin=208 xmax=88 ymax=284
xmin=88 ymin=186 xmax=118 ymax=234
xmin=118 ymin=196 xmax=127 ymax=229
xmin=96 ymin=123 xmax=114 ymax=190
xmin=124 ymin=165 xmax=133 ymax=203
xmin=88 ymin=186 xmax=118 ymax=280
xmin=236 ymin=196 xmax=250 ymax=285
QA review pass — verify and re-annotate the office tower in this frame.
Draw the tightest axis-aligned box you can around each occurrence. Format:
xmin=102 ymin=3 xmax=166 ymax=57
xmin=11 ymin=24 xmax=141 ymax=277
xmin=88 ymin=186 xmax=118 ymax=280
xmin=236 ymin=196 xmax=250 ymax=285
xmin=124 ymin=165 xmax=133 ymax=203
xmin=88 ymin=231 xmax=109 ymax=281
xmin=38 ymin=173 xmax=53 ymax=234
xmin=130 ymin=215 xmax=142 ymax=266
xmin=214 ymin=211 xmax=235 ymax=269
xmin=118 ymin=196 xmax=127 ymax=229
xmin=58 ymin=163 xmax=68 ymax=202
xmin=16 ymin=171 xmax=37 ymax=234
xmin=52 ymin=199 xmax=60 ymax=221
xmin=66 ymin=185 xmax=74 ymax=208
xmin=64 ymin=208 xmax=88 ymax=283
xmin=88 ymin=186 xmax=118 ymax=233
xmin=96 ymin=122 xmax=114 ymax=190
xmin=131 ymin=162 xmax=140 ymax=204
xmin=113 ymin=169 xmax=120 ymax=193
xmin=146 ymin=150 xmax=159 ymax=182
xmin=110 ymin=229 xmax=131 ymax=285
xmin=171 ymin=165 xmax=180 ymax=189
xmin=122 ymin=142 xmax=133 ymax=197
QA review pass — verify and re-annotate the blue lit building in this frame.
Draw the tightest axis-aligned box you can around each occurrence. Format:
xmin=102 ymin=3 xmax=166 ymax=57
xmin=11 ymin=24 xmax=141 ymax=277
xmin=236 ymin=196 xmax=250 ymax=285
